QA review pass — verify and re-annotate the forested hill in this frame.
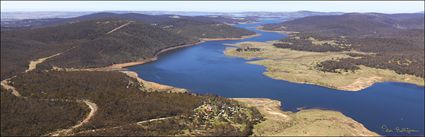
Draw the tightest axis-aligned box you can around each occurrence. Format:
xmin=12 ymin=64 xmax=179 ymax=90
xmin=1 ymin=13 xmax=255 ymax=80
xmin=263 ymin=13 xmax=424 ymax=78
xmin=1 ymin=12 xmax=256 ymax=39
xmin=263 ymin=13 xmax=424 ymax=37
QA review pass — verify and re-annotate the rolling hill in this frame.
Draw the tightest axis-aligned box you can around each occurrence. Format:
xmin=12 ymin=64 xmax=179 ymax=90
xmin=263 ymin=13 xmax=424 ymax=77
xmin=263 ymin=13 xmax=424 ymax=36
xmin=1 ymin=13 xmax=255 ymax=80
xmin=1 ymin=12 xmax=260 ymax=136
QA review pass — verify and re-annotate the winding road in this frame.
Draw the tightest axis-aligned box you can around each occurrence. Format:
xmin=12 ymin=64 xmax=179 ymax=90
xmin=1 ymin=52 xmax=99 ymax=136
xmin=1 ymin=49 xmax=179 ymax=136
xmin=70 ymin=116 xmax=178 ymax=135
xmin=46 ymin=100 xmax=98 ymax=136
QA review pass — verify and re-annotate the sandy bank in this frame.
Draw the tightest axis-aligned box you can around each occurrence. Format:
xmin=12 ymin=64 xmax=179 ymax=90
xmin=107 ymin=41 xmax=204 ymax=69
xmin=49 ymin=34 xmax=260 ymax=94
xmin=233 ymin=98 xmax=379 ymax=136
xmin=120 ymin=71 xmax=188 ymax=93
xmin=97 ymin=34 xmax=260 ymax=93
xmin=106 ymin=33 xmax=260 ymax=69
xmin=200 ymin=33 xmax=260 ymax=41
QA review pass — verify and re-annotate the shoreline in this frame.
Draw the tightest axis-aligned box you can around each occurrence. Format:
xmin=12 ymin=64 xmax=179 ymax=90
xmin=253 ymin=27 xmax=425 ymax=91
xmin=47 ymin=33 xmax=260 ymax=94
xmin=107 ymin=33 xmax=260 ymax=69
xmin=233 ymin=98 xmax=379 ymax=136
xmin=105 ymin=33 xmax=260 ymax=93
xmin=200 ymin=33 xmax=261 ymax=41
xmin=256 ymin=26 xmax=299 ymax=35
xmin=120 ymin=71 xmax=188 ymax=93
xmin=110 ymin=30 xmax=379 ymax=135
xmin=224 ymin=41 xmax=424 ymax=92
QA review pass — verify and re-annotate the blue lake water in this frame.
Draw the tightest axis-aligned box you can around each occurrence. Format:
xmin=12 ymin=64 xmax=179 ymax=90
xmin=129 ymin=19 xmax=424 ymax=136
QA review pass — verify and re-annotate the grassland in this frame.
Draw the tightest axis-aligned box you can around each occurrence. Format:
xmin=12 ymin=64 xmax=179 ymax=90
xmin=225 ymin=41 xmax=424 ymax=91
xmin=233 ymin=98 xmax=379 ymax=136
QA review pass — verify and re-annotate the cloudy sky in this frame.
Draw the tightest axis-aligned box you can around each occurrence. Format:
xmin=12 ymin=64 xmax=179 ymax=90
xmin=1 ymin=1 xmax=424 ymax=13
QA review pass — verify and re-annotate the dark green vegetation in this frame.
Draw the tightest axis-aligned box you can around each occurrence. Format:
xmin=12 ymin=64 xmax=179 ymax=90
xmin=273 ymin=33 xmax=351 ymax=52
xmin=74 ymin=96 xmax=262 ymax=136
xmin=0 ymin=88 xmax=88 ymax=136
xmin=39 ymin=18 xmax=192 ymax=69
xmin=1 ymin=13 xmax=257 ymax=30
xmin=1 ymin=71 xmax=262 ymax=136
xmin=10 ymin=71 xmax=200 ymax=132
xmin=316 ymin=59 xmax=360 ymax=73
xmin=1 ymin=12 xmax=260 ymax=136
xmin=1 ymin=12 xmax=255 ymax=80
xmin=264 ymin=13 xmax=425 ymax=77
xmin=263 ymin=13 xmax=424 ymax=35
xmin=236 ymin=47 xmax=262 ymax=52
xmin=1 ymin=13 xmax=255 ymax=40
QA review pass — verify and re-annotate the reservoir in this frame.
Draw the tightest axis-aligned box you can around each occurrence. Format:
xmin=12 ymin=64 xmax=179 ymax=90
xmin=129 ymin=19 xmax=424 ymax=136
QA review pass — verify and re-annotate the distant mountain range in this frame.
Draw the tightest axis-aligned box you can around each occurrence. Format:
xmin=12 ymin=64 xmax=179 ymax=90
xmin=1 ymin=11 xmax=92 ymax=21
xmin=3 ymin=10 xmax=423 ymax=22
xmin=234 ymin=11 xmax=343 ymax=18
xmin=1 ymin=10 xmax=344 ymax=21
xmin=1 ymin=12 xmax=258 ymax=29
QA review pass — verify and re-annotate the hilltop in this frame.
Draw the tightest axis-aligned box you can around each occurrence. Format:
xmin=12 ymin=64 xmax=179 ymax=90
xmin=1 ymin=13 xmax=255 ymax=80
xmin=1 ymin=12 xmax=260 ymax=136
xmin=262 ymin=13 xmax=424 ymax=78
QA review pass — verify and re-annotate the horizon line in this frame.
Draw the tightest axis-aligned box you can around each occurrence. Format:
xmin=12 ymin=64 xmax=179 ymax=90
xmin=2 ymin=10 xmax=424 ymax=14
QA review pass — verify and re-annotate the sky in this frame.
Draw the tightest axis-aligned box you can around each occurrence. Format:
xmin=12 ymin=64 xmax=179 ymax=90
xmin=1 ymin=1 xmax=424 ymax=13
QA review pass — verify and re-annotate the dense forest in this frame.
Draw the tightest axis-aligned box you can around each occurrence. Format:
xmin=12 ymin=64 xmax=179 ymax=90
xmin=1 ymin=12 xmax=261 ymax=136
xmin=1 ymin=13 xmax=258 ymax=30
xmin=1 ymin=13 xmax=255 ymax=80
xmin=1 ymin=71 xmax=262 ymax=136
xmin=0 ymin=88 xmax=88 ymax=136
xmin=264 ymin=13 xmax=424 ymax=77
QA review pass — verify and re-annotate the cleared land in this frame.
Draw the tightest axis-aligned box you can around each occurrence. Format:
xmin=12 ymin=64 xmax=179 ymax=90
xmin=233 ymin=98 xmax=379 ymax=136
xmin=225 ymin=41 xmax=424 ymax=91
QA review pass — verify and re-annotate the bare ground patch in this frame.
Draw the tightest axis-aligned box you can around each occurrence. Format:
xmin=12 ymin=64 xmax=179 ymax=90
xmin=233 ymin=98 xmax=379 ymax=136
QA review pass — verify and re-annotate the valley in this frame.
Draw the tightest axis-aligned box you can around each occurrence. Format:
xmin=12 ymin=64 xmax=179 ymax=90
xmin=1 ymin=10 xmax=424 ymax=136
xmin=129 ymin=18 xmax=424 ymax=136
xmin=0 ymin=12 xmax=262 ymax=136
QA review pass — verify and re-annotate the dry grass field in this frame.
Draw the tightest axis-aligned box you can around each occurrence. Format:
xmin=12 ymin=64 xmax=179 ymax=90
xmin=225 ymin=42 xmax=424 ymax=91
xmin=233 ymin=98 xmax=379 ymax=136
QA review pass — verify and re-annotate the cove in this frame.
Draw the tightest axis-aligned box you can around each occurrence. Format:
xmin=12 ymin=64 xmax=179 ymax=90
xmin=128 ymin=19 xmax=424 ymax=136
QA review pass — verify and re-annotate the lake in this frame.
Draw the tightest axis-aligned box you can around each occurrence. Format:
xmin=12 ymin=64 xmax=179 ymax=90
xmin=129 ymin=19 xmax=424 ymax=136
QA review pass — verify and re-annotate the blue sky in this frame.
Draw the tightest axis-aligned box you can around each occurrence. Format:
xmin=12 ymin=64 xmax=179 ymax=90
xmin=1 ymin=1 xmax=424 ymax=13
